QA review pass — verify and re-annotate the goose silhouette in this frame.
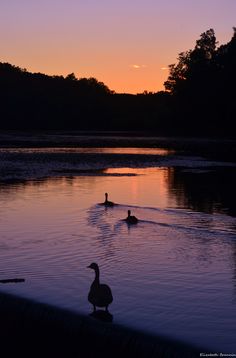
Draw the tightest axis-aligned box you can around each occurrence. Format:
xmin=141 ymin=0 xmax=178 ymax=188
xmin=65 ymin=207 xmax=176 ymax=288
xmin=125 ymin=210 xmax=138 ymax=224
xmin=87 ymin=263 xmax=113 ymax=312
xmin=102 ymin=193 xmax=114 ymax=207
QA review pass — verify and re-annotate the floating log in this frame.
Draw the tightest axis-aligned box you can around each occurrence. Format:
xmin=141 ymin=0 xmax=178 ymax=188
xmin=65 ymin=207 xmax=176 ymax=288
xmin=0 ymin=278 xmax=25 ymax=284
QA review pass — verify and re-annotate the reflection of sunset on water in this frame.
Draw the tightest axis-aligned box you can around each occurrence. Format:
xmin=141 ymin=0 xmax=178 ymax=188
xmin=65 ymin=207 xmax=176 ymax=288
xmin=0 ymin=147 xmax=175 ymax=155
xmin=104 ymin=167 xmax=173 ymax=208
xmin=1 ymin=165 xmax=236 ymax=352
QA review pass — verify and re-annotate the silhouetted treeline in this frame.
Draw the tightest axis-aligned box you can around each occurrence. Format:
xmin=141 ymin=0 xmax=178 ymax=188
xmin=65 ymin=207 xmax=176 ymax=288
xmin=164 ymin=28 xmax=236 ymax=137
xmin=0 ymin=28 xmax=236 ymax=136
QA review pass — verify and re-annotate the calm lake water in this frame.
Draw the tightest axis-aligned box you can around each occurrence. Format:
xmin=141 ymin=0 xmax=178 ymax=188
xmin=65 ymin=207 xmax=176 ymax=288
xmin=0 ymin=146 xmax=236 ymax=352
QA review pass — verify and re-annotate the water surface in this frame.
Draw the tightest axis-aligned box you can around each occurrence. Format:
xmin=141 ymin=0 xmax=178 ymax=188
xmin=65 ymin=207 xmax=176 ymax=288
xmin=0 ymin=149 xmax=236 ymax=352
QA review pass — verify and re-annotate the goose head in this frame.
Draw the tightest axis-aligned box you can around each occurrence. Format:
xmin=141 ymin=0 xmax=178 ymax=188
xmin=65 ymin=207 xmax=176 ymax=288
xmin=87 ymin=262 xmax=99 ymax=271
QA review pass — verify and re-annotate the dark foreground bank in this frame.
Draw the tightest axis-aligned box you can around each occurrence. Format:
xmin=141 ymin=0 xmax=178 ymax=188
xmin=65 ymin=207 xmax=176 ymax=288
xmin=0 ymin=292 xmax=204 ymax=358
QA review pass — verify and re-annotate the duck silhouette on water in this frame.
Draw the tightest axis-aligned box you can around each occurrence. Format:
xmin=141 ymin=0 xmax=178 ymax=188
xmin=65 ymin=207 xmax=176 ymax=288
xmin=101 ymin=193 xmax=115 ymax=207
xmin=87 ymin=263 xmax=113 ymax=313
xmin=125 ymin=210 xmax=138 ymax=224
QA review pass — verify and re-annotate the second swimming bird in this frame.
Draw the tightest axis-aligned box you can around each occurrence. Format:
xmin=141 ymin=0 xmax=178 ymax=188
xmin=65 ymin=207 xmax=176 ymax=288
xmin=125 ymin=210 xmax=138 ymax=224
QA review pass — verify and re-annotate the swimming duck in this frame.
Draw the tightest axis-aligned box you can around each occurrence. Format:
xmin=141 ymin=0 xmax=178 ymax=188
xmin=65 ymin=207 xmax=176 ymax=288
xmin=125 ymin=210 xmax=138 ymax=224
xmin=102 ymin=192 xmax=114 ymax=206
xmin=87 ymin=262 xmax=113 ymax=312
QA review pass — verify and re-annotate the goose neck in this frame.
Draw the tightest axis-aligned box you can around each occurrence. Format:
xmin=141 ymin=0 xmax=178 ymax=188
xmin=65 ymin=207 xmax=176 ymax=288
xmin=94 ymin=267 xmax=100 ymax=282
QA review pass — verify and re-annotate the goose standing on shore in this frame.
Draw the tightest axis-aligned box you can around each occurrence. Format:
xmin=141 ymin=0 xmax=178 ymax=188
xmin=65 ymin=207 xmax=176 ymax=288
xmin=125 ymin=210 xmax=138 ymax=224
xmin=87 ymin=263 xmax=113 ymax=312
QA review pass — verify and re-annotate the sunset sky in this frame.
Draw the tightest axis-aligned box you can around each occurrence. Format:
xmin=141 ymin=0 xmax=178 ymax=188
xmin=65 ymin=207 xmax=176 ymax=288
xmin=1 ymin=0 xmax=235 ymax=93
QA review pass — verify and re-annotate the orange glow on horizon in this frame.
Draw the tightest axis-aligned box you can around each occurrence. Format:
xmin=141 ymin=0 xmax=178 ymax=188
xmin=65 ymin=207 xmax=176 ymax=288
xmin=1 ymin=55 xmax=168 ymax=94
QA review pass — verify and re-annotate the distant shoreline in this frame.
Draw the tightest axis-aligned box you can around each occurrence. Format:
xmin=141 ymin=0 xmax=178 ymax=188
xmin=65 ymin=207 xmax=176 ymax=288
xmin=0 ymin=132 xmax=235 ymax=183
xmin=0 ymin=131 xmax=236 ymax=162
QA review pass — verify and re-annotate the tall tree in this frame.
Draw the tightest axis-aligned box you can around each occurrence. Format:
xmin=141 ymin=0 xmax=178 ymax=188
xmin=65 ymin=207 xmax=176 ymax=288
xmin=164 ymin=29 xmax=217 ymax=94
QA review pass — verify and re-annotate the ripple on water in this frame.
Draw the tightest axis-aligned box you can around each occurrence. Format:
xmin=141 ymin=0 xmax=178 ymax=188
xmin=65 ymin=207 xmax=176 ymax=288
xmin=0 ymin=168 xmax=236 ymax=352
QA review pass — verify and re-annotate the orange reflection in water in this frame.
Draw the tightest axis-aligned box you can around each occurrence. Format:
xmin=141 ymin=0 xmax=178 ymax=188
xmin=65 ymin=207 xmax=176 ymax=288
xmin=104 ymin=167 xmax=173 ymax=208
xmin=0 ymin=167 xmax=174 ymax=232
xmin=1 ymin=165 xmax=236 ymax=353
xmin=0 ymin=147 xmax=175 ymax=155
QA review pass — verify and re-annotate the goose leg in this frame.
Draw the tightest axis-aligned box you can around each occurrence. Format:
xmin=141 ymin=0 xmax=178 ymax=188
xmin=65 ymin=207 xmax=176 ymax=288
xmin=93 ymin=304 xmax=96 ymax=312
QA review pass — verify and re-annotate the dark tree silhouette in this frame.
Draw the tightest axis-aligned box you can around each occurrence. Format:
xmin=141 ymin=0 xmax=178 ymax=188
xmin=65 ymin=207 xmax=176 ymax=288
xmin=164 ymin=28 xmax=236 ymax=136
xmin=0 ymin=27 xmax=236 ymax=137
xmin=164 ymin=29 xmax=218 ymax=94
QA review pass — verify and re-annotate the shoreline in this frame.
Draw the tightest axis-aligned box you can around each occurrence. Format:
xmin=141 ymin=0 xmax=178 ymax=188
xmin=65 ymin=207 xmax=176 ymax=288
xmin=0 ymin=131 xmax=236 ymax=163
xmin=0 ymin=291 xmax=204 ymax=358
xmin=0 ymin=150 xmax=235 ymax=183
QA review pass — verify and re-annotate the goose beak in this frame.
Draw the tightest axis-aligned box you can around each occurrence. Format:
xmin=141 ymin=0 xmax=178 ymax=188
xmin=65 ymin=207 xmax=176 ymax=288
xmin=87 ymin=264 xmax=92 ymax=269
